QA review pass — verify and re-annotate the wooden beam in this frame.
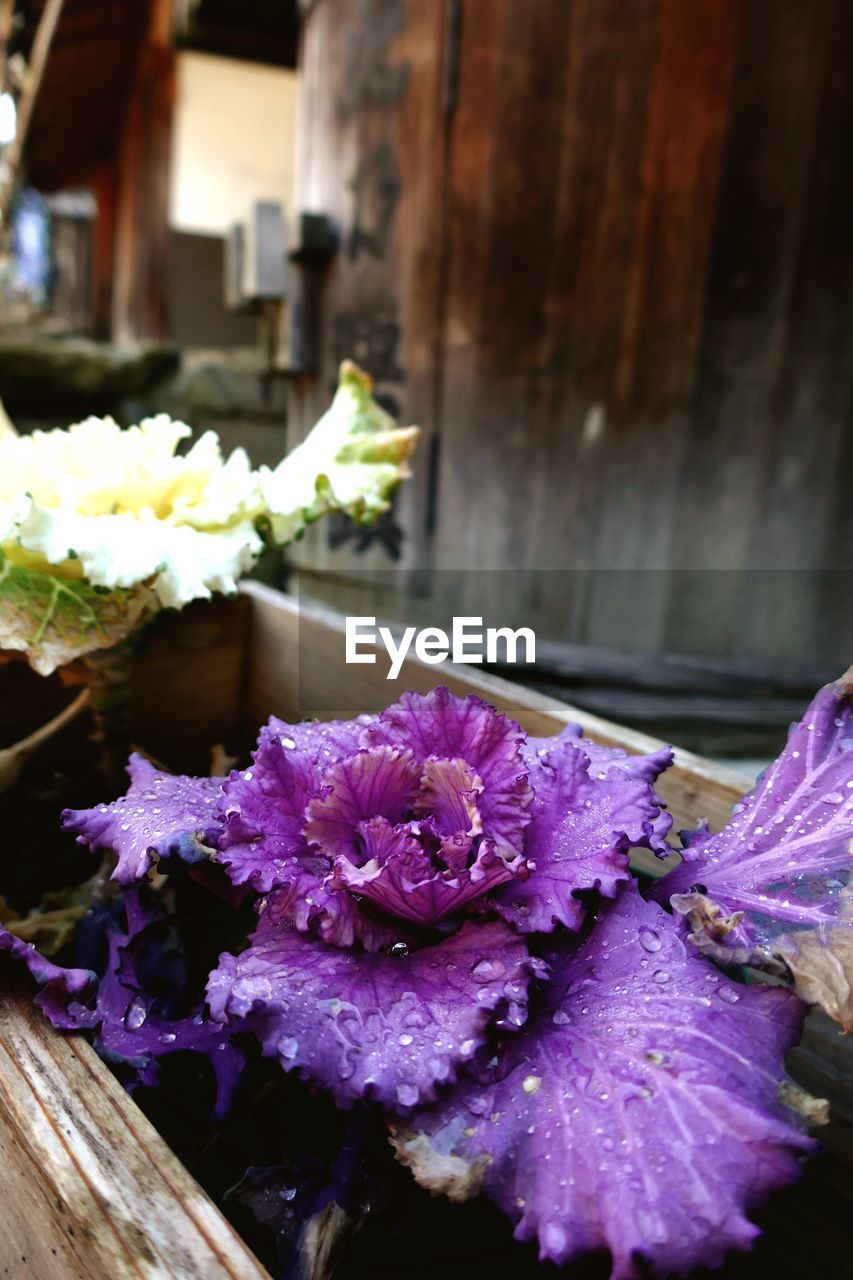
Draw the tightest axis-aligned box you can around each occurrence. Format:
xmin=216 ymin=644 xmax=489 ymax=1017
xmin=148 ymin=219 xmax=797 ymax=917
xmin=239 ymin=582 xmax=753 ymax=843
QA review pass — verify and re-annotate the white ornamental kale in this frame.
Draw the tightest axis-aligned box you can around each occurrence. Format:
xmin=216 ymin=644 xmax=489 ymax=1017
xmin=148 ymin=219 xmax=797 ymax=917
xmin=0 ymin=361 xmax=418 ymax=674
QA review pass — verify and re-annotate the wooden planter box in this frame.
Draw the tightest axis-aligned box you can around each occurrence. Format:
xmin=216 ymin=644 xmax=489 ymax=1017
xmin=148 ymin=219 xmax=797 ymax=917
xmin=1 ymin=583 xmax=850 ymax=1278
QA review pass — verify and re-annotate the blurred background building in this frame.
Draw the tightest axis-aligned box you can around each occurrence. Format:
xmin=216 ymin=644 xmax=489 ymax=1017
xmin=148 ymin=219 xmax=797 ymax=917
xmin=1 ymin=0 xmax=851 ymax=756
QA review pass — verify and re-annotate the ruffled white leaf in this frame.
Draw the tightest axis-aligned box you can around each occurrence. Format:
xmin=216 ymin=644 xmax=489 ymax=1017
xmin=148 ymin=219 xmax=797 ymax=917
xmin=260 ymin=361 xmax=419 ymax=544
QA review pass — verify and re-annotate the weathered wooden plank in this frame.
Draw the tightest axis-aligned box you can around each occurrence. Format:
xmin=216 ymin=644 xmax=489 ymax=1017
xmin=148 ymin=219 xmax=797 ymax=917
xmin=287 ymin=0 xmax=853 ymax=672
xmin=495 ymin=634 xmax=836 ymax=695
xmin=288 ymin=0 xmax=448 ymax=582
xmin=112 ymin=0 xmax=175 ymax=342
xmin=0 ymin=982 xmax=270 ymax=1280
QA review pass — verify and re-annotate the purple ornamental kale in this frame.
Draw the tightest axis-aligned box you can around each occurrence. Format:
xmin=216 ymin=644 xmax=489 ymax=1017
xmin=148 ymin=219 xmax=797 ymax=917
xmin=54 ymin=683 xmax=852 ymax=1275
xmin=63 ymin=753 xmax=224 ymax=883
xmin=202 ymin=690 xmax=674 ymax=1112
xmin=392 ymin=889 xmax=815 ymax=1278
xmin=1 ymin=888 xmax=244 ymax=1119
xmin=652 ymin=666 xmax=853 ymax=1028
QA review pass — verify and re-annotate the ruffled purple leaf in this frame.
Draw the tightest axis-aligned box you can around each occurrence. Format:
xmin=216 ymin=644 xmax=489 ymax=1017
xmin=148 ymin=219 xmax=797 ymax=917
xmin=2 ymin=889 xmax=245 ymax=1120
xmin=362 ymin=688 xmax=533 ymax=858
xmin=62 ymin=753 xmax=224 ymax=884
xmin=393 ymin=886 xmax=819 ymax=1279
xmin=207 ymin=911 xmax=532 ymax=1109
xmin=577 ymin=736 xmax=674 ymax=853
xmin=653 ymin=669 xmax=853 ymax=1028
xmin=496 ymin=732 xmax=672 ymax=933
xmin=217 ymin=722 xmax=327 ymax=893
xmin=0 ymin=925 xmax=97 ymax=1028
xmin=217 ymin=714 xmax=371 ymax=889
xmin=83 ymin=890 xmax=246 ymax=1118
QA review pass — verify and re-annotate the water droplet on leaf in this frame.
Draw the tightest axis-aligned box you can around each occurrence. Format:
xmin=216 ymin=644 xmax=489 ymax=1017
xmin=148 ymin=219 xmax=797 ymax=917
xmin=470 ymin=957 xmax=506 ymax=981
xmin=396 ymin=1082 xmax=419 ymax=1107
xmin=125 ymin=998 xmax=147 ymax=1031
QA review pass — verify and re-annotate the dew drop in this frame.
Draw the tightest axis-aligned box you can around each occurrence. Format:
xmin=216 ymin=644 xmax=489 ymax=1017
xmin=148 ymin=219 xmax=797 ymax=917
xmin=541 ymin=1215 xmax=566 ymax=1253
xmin=470 ymin=957 xmax=507 ymax=981
xmin=651 ymin=970 xmax=669 ymax=985
xmin=389 ymin=942 xmax=410 ymax=958
xmin=717 ymin=986 xmax=739 ymax=1004
xmin=638 ymin=926 xmax=662 ymax=954
xmin=396 ymin=1082 xmax=419 ymax=1107
xmin=503 ymin=1001 xmax=526 ymax=1028
xmin=279 ymin=1036 xmax=299 ymax=1060
xmin=522 ymin=1074 xmax=542 ymax=1095
xmin=398 ymin=1033 xmax=414 ymax=1047
xmin=552 ymin=1009 xmax=570 ymax=1026
xmin=125 ymin=998 xmax=147 ymax=1031
xmin=281 ymin=736 xmax=297 ymax=750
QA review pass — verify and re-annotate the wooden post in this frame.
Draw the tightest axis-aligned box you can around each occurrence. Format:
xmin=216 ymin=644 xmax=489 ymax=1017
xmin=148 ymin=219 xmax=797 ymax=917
xmin=111 ymin=0 xmax=176 ymax=343
xmin=287 ymin=0 xmax=449 ymax=584
xmin=91 ymin=166 xmax=117 ymax=340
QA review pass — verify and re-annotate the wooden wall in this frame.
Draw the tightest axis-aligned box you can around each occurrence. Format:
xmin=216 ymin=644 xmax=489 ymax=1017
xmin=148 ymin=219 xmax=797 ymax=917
xmin=287 ymin=0 xmax=853 ymax=667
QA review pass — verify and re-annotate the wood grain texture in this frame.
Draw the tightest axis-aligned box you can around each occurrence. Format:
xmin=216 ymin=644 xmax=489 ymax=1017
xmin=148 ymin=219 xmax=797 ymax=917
xmin=111 ymin=0 xmax=175 ymax=342
xmin=0 ymin=982 xmax=270 ymax=1280
xmin=288 ymin=0 xmax=853 ymax=668
xmin=288 ymin=0 xmax=448 ymax=583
